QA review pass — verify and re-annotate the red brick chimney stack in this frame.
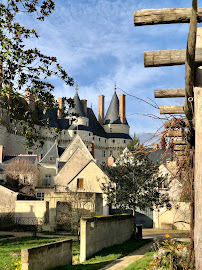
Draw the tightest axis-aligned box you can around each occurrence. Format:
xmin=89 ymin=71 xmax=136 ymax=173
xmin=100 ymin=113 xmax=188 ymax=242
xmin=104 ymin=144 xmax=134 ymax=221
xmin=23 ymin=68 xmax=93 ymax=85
xmin=81 ymin=99 xmax=87 ymax=115
xmin=98 ymin=95 xmax=105 ymax=125
xmin=0 ymin=145 xmax=4 ymax=163
xmin=57 ymin=97 xmax=64 ymax=119
xmin=119 ymin=94 xmax=126 ymax=123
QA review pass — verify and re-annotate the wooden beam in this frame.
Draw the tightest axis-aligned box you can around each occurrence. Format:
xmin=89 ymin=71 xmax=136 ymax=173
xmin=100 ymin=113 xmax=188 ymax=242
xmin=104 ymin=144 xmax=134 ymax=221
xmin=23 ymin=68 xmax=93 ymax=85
xmin=144 ymin=48 xmax=202 ymax=67
xmin=173 ymin=140 xmax=186 ymax=145
xmin=164 ymin=119 xmax=188 ymax=128
xmin=167 ymin=130 xmax=184 ymax=137
xmin=174 ymin=145 xmax=186 ymax=151
xmin=160 ymin=106 xmax=184 ymax=114
xmin=134 ymin=8 xmax=202 ymax=26
xmin=174 ymin=151 xmax=185 ymax=156
xmin=155 ymin=88 xmax=185 ymax=98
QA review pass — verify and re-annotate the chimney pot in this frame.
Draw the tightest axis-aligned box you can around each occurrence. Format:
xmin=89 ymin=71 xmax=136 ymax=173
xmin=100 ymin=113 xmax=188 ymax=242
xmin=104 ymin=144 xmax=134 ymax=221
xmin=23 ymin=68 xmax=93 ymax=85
xmin=108 ymin=155 xmax=114 ymax=166
xmin=119 ymin=94 xmax=126 ymax=123
xmin=98 ymin=95 xmax=105 ymax=125
xmin=58 ymin=97 xmax=64 ymax=119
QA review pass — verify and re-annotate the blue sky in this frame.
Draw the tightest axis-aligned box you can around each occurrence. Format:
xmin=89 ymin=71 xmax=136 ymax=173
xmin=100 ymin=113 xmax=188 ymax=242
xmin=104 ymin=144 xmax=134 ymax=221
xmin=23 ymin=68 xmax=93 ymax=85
xmin=18 ymin=0 xmax=202 ymax=138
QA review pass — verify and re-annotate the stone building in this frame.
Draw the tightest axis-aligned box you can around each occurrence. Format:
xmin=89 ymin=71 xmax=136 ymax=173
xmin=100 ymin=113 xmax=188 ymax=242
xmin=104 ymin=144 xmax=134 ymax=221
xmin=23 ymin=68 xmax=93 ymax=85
xmin=0 ymin=85 xmax=132 ymax=165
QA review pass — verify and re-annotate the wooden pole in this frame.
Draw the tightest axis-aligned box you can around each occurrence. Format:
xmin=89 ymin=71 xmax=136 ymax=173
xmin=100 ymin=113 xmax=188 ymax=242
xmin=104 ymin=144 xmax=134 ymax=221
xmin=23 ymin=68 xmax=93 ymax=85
xmin=155 ymin=88 xmax=185 ymax=98
xmin=134 ymin=8 xmax=202 ymax=26
xmin=184 ymin=0 xmax=197 ymax=123
xmin=194 ymin=67 xmax=202 ymax=269
xmin=164 ymin=120 xmax=188 ymax=128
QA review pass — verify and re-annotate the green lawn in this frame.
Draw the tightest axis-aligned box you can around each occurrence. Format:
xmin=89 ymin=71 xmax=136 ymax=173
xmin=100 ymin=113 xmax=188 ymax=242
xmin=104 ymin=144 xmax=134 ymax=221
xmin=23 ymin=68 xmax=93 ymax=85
xmin=123 ymin=251 xmax=154 ymax=270
xmin=0 ymin=236 xmax=152 ymax=270
xmin=0 ymin=236 xmax=75 ymax=270
xmin=53 ymin=239 xmax=152 ymax=270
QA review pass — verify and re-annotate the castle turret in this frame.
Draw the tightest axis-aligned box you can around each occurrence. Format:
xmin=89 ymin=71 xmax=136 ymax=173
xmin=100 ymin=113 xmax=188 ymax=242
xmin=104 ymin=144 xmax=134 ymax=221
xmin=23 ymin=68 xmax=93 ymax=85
xmin=103 ymin=83 xmax=129 ymax=135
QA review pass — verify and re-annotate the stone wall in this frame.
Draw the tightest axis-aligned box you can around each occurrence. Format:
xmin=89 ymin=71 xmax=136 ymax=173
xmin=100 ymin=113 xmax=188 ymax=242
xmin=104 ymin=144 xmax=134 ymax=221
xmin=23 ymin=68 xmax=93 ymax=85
xmin=0 ymin=185 xmax=18 ymax=213
xmin=80 ymin=214 xmax=134 ymax=262
xmin=21 ymin=239 xmax=72 ymax=270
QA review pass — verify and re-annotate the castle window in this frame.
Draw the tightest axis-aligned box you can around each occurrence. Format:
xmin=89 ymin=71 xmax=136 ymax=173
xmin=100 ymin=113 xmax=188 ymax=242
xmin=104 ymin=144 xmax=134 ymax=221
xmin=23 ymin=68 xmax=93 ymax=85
xmin=110 ymin=150 xmax=113 ymax=156
xmin=89 ymin=133 xmax=91 ymax=136
xmin=102 ymin=150 xmax=105 ymax=157
xmin=113 ymin=140 xmax=115 ymax=143
xmin=45 ymin=175 xmax=51 ymax=186
xmin=124 ymin=140 xmax=126 ymax=143
xmin=64 ymin=131 xmax=66 ymax=134
xmin=99 ymin=138 xmax=101 ymax=142
xmin=110 ymin=128 xmax=112 ymax=133
xmin=36 ymin=192 xmax=44 ymax=201
xmin=77 ymin=178 xmax=84 ymax=190
xmin=93 ymin=137 xmax=94 ymax=140
xmin=27 ymin=150 xmax=33 ymax=155
xmin=49 ymin=156 xmax=54 ymax=161
xmin=74 ymin=131 xmax=77 ymax=135
xmin=105 ymin=139 xmax=106 ymax=142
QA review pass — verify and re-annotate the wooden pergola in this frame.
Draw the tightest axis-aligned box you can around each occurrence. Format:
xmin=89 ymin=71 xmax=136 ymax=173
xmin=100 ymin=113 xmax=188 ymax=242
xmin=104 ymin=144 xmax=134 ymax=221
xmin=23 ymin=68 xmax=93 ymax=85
xmin=134 ymin=1 xmax=202 ymax=268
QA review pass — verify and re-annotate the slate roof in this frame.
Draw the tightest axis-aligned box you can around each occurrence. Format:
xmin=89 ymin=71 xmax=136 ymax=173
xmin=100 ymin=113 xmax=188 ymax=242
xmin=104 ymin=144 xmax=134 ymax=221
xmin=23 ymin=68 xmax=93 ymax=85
xmin=87 ymin=108 xmax=107 ymax=137
xmin=68 ymin=92 xmax=86 ymax=117
xmin=40 ymin=143 xmax=59 ymax=164
xmin=148 ymin=149 xmax=171 ymax=164
xmin=104 ymin=91 xmax=122 ymax=125
xmin=107 ymin=133 xmax=132 ymax=140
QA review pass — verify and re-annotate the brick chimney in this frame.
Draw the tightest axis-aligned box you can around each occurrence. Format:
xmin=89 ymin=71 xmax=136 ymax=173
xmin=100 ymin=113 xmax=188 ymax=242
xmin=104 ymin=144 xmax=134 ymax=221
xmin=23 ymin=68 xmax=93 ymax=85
xmin=57 ymin=97 xmax=64 ymax=119
xmin=119 ymin=94 xmax=126 ymax=123
xmin=108 ymin=156 xmax=114 ymax=166
xmin=25 ymin=90 xmax=35 ymax=112
xmin=98 ymin=95 xmax=105 ymax=125
xmin=81 ymin=99 xmax=87 ymax=115
xmin=0 ymin=145 xmax=4 ymax=163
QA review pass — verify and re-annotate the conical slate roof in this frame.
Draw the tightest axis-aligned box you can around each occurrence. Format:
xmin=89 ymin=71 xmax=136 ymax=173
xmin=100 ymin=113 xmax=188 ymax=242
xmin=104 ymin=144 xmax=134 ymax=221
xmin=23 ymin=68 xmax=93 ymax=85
xmin=68 ymin=92 xmax=86 ymax=117
xmin=104 ymin=91 xmax=122 ymax=124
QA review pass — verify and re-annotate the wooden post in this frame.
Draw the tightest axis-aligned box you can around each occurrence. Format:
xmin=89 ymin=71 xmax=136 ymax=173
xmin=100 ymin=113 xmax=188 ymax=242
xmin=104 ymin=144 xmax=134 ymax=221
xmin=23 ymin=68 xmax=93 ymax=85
xmin=184 ymin=0 xmax=197 ymax=122
xmin=194 ymin=67 xmax=202 ymax=269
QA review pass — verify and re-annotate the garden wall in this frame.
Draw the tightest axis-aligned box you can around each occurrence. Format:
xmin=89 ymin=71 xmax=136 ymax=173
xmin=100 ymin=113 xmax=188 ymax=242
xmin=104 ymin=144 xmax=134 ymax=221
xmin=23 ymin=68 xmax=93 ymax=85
xmin=80 ymin=214 xmax=134 ymax=262
xmin=21 ymin=239 xmax=72 ymax=270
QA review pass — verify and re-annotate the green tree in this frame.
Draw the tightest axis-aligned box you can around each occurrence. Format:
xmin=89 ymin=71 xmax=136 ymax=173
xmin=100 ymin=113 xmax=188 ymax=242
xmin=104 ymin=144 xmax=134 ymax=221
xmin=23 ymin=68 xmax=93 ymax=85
xmin=127 ymin=133 xmax=141 ymax=151
xmin=0 ymin=0 xmax=74 ymax=147
xmin=102 ymin=147 xmax=168 ymax=238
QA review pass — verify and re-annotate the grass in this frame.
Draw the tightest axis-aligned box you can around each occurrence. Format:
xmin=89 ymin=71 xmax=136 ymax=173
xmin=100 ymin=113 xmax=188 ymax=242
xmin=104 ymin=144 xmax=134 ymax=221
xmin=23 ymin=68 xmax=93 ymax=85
xmin=0 ymin=236 xmax=74 ymax=270
xmin=123 ymin=251 xmax=154 ymax=270
xmin=0 ymin=235 xmax=14 ymax=239
xmin=0 ymin=236 xmax=152 ymax=270
xmin=52 ymin=238 xmax=152 ymax=270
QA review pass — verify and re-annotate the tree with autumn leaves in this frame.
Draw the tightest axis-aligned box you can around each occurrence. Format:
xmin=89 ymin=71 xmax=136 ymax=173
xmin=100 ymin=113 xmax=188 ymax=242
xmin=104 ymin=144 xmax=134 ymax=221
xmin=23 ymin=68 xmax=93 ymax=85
xmin=0 ymin=0 xmax=74 ymax=147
